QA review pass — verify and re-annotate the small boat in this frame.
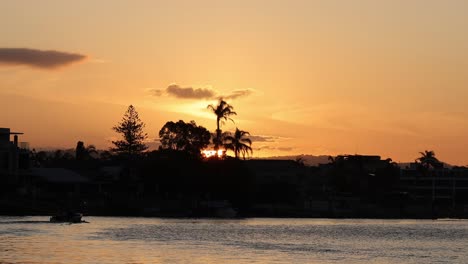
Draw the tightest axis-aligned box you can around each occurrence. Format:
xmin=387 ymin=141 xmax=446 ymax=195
xmin=50 ymin=212 xmax=84 ymax=223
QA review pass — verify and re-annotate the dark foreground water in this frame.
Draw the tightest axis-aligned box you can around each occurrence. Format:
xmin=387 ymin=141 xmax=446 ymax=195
xmin=1 ymin=216 xmax=467 ymax=264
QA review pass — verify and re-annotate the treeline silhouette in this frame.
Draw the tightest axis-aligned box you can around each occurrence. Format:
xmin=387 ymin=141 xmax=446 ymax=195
xmin=3 ymin=100 xmax=468 ymax=219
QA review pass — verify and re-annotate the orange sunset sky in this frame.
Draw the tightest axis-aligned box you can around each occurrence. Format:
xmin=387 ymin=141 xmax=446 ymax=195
xmin=1 ymin=0 xmax=467 ymax=165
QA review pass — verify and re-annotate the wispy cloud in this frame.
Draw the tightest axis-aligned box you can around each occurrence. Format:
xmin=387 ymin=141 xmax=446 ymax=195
xmin=250 ymin=135 xmax=280 ymax=142
xmin=222 ymin=89 xmax=254 ymax=100
xmin=152 ymin=89 xmax=164 ymax=96
xmin=152 ymin=84 xmax=254 ymax=100
xmin=255 ymin=145 xmax=295 ymax=152
xmin=250 ymin=134 xmax=294 ymax=152
xmin=0 ymin=48 xmax=87 ymax=69
xmin=277 ymin=147 xmax=294 ymax=152
xmin=244 ymin=131 xmax=298 ymax=155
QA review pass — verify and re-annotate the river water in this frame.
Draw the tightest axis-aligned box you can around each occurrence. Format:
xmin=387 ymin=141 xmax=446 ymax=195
xmin=1 ymin=216 xmax=467 ymax=263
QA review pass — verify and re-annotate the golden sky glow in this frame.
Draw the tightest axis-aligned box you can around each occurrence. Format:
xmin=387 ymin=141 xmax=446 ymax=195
xmin=1 ymin=0 xmax=468 ymax=165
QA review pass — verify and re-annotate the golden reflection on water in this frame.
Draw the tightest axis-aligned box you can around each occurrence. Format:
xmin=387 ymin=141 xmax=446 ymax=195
xmin=1 ymin=216 xmax=468 ymax=264
xmin=0 ymin=218 xmax=282 ymax=264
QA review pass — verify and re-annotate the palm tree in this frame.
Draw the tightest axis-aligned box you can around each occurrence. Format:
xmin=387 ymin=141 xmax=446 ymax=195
xmin=207 ymin=99 xmax=237 ymax=151
xmin=223 ymin=128 xmax=253 ymax=160
xmin=416 ymin=150 xmax=443 ymax=219
xmin=416 ymin=150 xmax=442 ymax=170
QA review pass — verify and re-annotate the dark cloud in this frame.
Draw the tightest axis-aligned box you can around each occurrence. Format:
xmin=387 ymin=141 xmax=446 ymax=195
xmin=0 ymin=48 xmax=87 ymax=69
xmin=153 ymin=85 xmax=254 ymax=100
xmin=166 ymin=84 xmax=216 ymax=99
xmin=222 ymin=89 xmax=254 ymax=100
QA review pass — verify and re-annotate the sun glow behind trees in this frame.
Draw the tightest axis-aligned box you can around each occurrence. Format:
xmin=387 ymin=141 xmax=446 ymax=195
xmin=202 ymin=149 xmax=225 ymax=159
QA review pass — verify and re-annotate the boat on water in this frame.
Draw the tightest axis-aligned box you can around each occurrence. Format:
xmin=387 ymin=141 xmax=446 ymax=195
xmin=50 ymin=212 xmax=86 ymax=223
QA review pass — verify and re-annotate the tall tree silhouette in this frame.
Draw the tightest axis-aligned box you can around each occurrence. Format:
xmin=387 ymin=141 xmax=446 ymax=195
xmin=112 ymin=105 xmax=148 ymax=157
xmin=223 ymin=128 xmax=253 ymax=160
xmin=207 ymin=99 xmax=237 ymax=152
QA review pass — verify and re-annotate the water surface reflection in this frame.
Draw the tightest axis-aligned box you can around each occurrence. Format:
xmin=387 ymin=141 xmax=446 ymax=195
xmin=1 ymin=216 xmax=467 ymax=263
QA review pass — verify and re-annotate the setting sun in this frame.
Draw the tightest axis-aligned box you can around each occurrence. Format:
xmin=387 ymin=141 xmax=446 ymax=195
xmin=202 ymin=149 xmax=225 ymax=159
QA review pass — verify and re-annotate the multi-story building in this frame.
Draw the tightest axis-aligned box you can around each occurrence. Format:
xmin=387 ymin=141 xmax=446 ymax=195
xmin=399 ymin=163 xmax=468 ymax=218
xmin=0 ymin=127 xmax=28 ymax=184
